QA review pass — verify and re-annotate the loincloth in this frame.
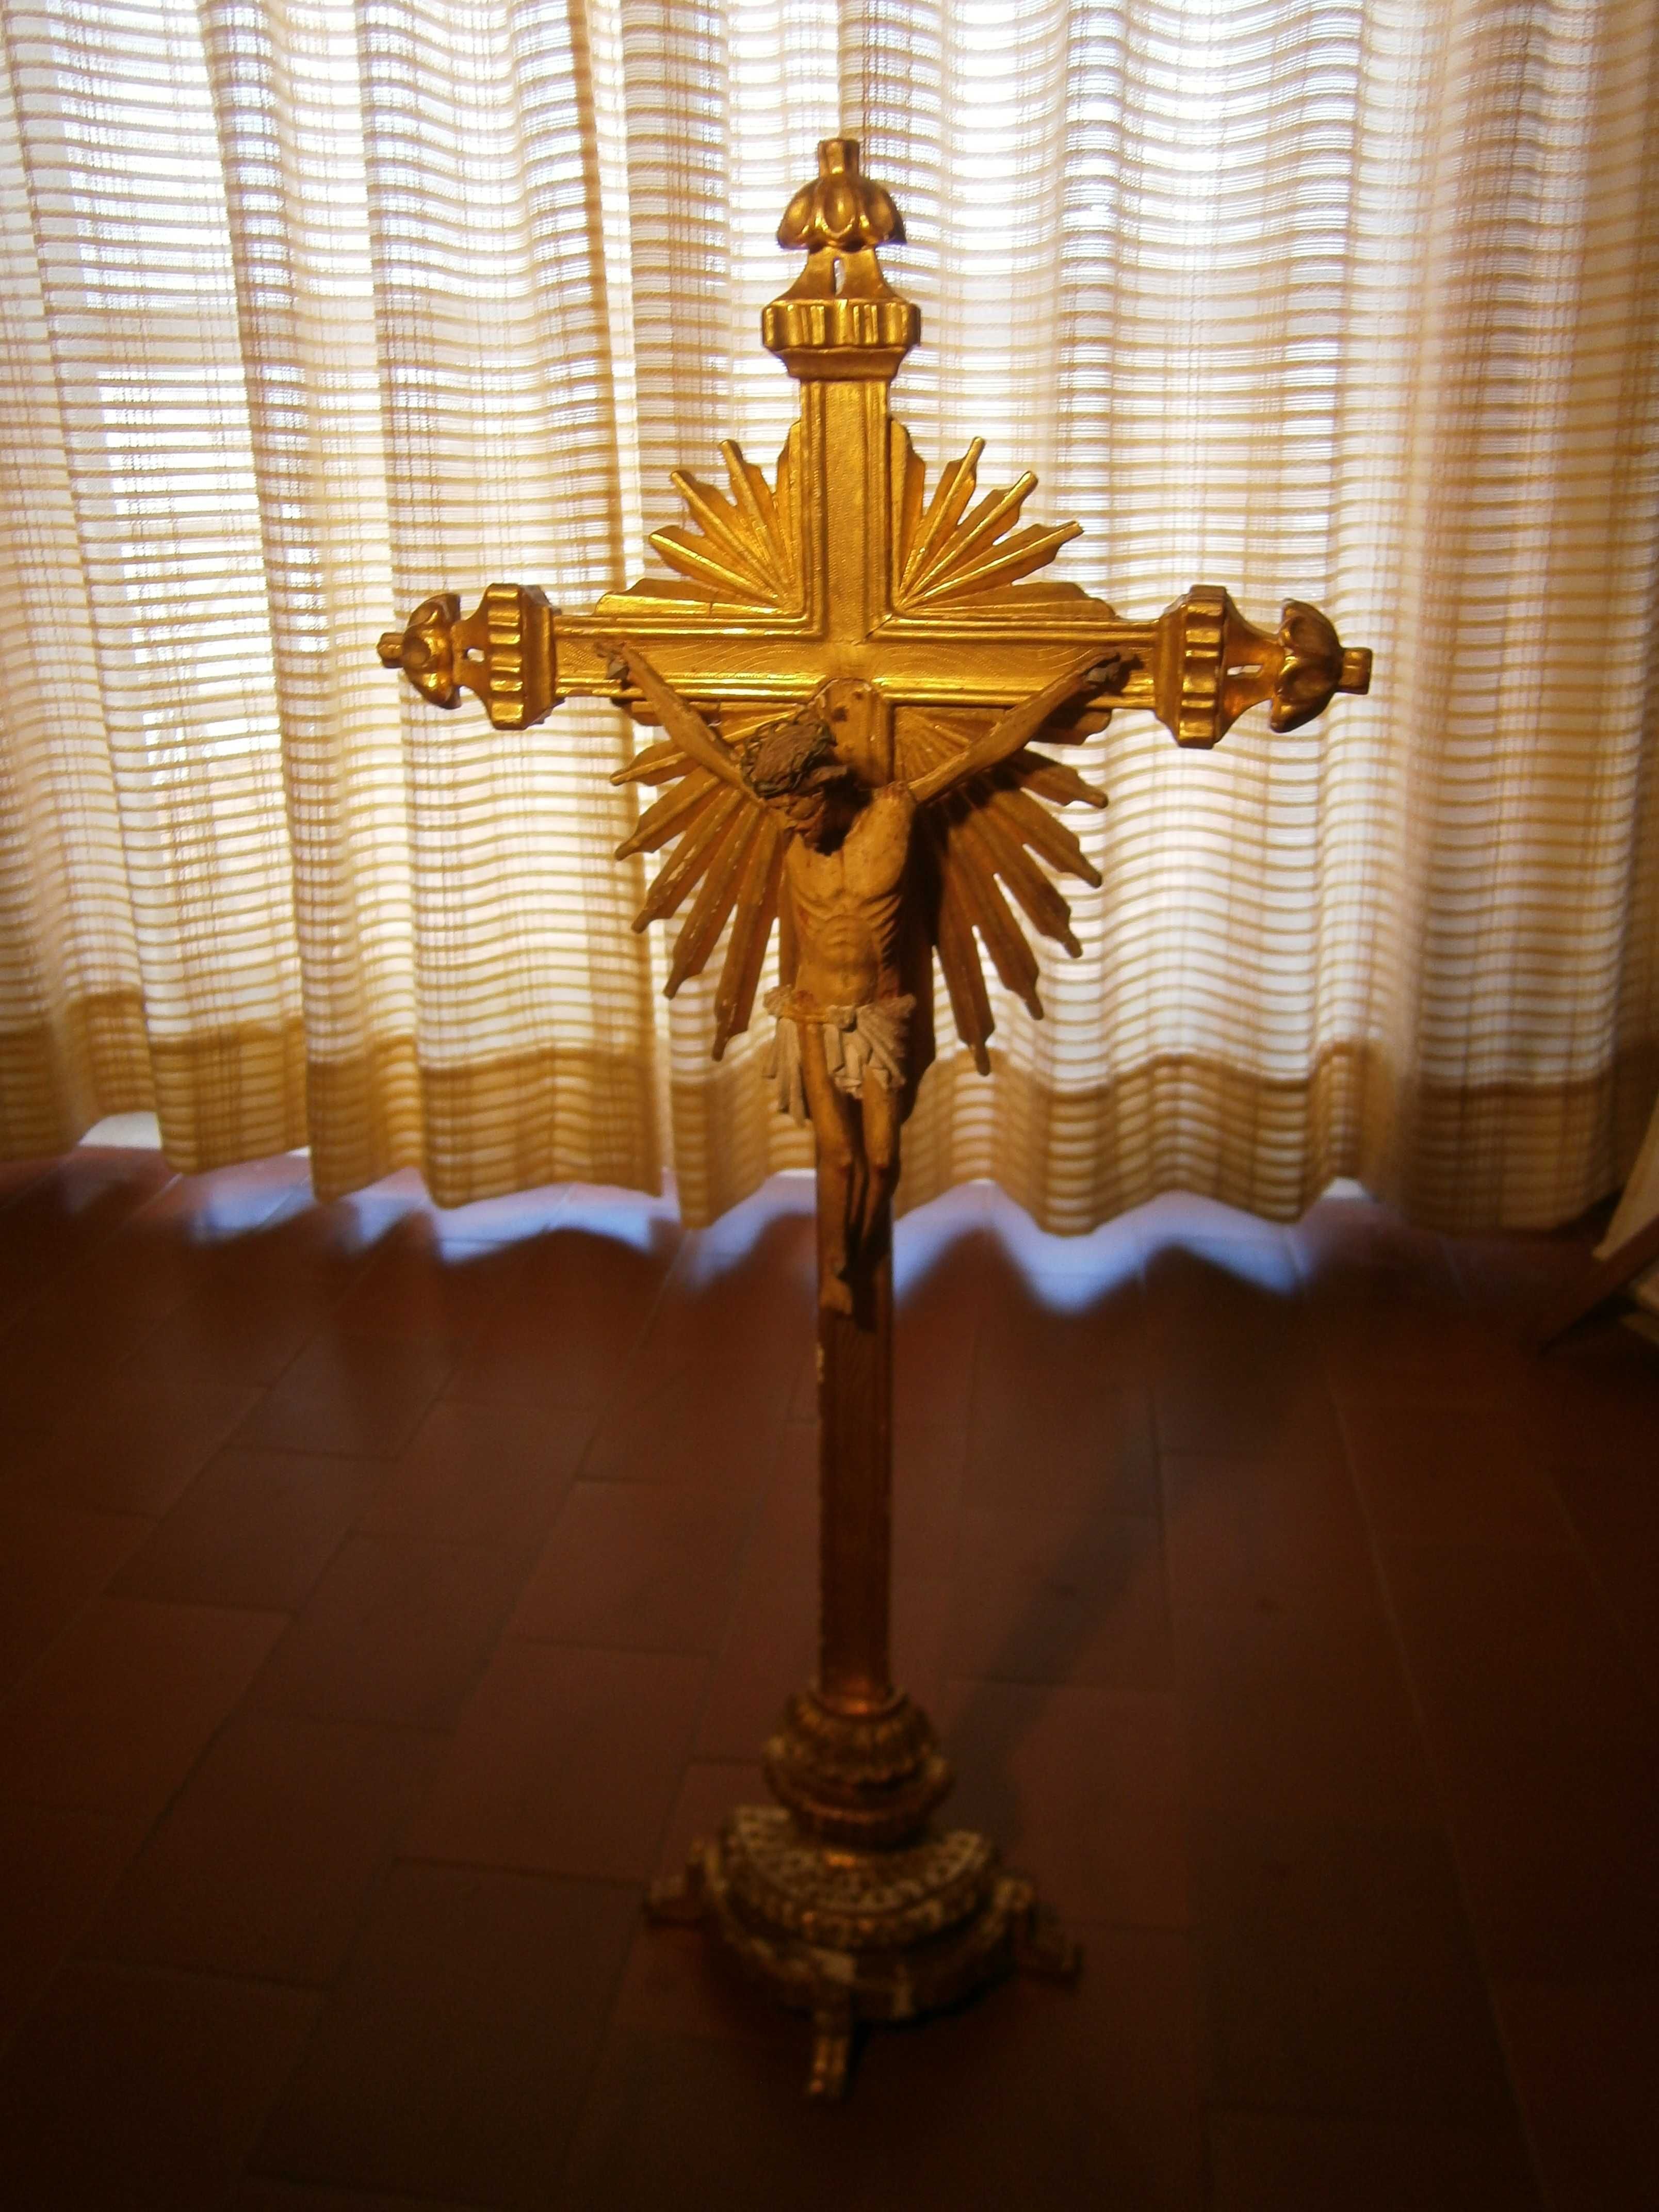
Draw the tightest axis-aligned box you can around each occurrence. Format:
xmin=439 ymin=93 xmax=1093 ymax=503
xmin=762 ymin=988 xmax=915 ymax=1125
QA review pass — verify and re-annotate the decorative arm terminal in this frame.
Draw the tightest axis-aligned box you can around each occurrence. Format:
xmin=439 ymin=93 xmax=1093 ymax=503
xmin=1151 ymin=587 xmax=1372 ymax=749
xmin=378 ymin=582 xmax=557 ymax=731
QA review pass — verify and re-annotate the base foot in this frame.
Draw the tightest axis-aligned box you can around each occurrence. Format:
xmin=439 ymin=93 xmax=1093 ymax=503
xmin=649 ymin=1807 xmax=1078 ymax=2097
xmin=643 ymin=1852 xmax=708 ymax=1927
xmin=1011 ymin=1885 xmax=1084 ymax=1980
xmin=807 ymin=2003 xmax=854 ymax=2101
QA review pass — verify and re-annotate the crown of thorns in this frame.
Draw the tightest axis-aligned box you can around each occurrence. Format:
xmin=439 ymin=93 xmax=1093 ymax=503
xmin=739 ymin=707 xmax=849 ymax=799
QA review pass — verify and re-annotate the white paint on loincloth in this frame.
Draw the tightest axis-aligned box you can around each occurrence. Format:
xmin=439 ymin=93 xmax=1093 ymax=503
xmin=762 ymin=989 xmax=915 ymax=1125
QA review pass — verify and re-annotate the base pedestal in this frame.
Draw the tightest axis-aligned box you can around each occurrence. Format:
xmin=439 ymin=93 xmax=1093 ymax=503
xmin=645 ymin=1806 xmax=1080 ymax=2099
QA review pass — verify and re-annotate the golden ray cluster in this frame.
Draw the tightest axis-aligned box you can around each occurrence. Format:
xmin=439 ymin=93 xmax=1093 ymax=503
xmin=643 ymin=435 xmax=802 ymax=611
xmin=612 ymin=706 xmax=789 ymax=1058
xmin=890 ymin=429 xmax=1085 ymax=610
xmin=898 ymin=712 xmax=1105 ymax=1072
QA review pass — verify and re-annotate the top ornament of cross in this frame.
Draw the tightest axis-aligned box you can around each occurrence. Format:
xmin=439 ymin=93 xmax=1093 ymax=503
xmin=380 ymin=135 xmax=1371 ymax=1076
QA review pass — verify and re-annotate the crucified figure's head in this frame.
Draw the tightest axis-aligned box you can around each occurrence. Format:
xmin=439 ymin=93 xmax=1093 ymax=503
xmin=740 ymin=697 xmax=861 ymax=851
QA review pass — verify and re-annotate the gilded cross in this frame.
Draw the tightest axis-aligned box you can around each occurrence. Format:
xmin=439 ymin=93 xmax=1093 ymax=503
xmin=380 ymin=137 xmax=1373 ymax=2102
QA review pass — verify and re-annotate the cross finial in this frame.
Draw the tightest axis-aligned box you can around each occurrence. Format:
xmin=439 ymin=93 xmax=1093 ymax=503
xmin=777 ymin=139 xmax=905 ymax=255
xmin=764 ymin=138 xmax=918 ymax=382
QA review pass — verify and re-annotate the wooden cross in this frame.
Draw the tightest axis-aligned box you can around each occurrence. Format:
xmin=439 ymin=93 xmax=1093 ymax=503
xmin=381 ymin=137 xmax=1372 ymax=2101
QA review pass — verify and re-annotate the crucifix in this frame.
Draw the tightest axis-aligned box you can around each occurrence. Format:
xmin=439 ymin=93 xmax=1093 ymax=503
xmin=380 ymin=138 xmax=1372 ymax=2100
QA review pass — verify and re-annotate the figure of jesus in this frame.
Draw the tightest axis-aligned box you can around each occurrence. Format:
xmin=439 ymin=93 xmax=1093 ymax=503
xmin=606 ymin=640 xmax=1124 ymax=1312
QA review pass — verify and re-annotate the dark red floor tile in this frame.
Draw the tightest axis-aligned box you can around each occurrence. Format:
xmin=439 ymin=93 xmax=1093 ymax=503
xmin=0 ymin=1597 xmax=284 ymax=1820
xmin=0 ymin=1152 xmax=56 ymax=1208
xmin=936 ymin=1678 xmax=1189 ymax=1928
xmin=1381 ymin=1540 xmax=1659 ymax=1772
xmin=963 ymin=1379 xmax=1159 ymax=1513
xmin=0 ymin=1800 xmax=148 ymax=2044
xmin=1174 ymin=1602 xmax=1438 ymax=1823
xmin=1428 ymin=1736 xmax=1659 ymax=1980
xmin=1382 ymin=1540 xmax=1659 ymax=1967
xmin=248 ymin=1536 xmax=527 ymax=1731
xmin=608 ymin=1919 xmax=795 ymax=2053
xmin=137 ymin=1278 xmax=344 ymax=1392
xmin=693 ymin=1576 xmax=817 ymax=1762
xmin=0 ymin=1493 xmax=152 ymax=1695
xmin=892 ymin=1267 xmax=985 ymax=1425
xmin=1492 ymin=1976 xmax=1659 ymax=2212
xmin=736 ymin=1424 xmax=817 ymax=1592
xmin=253 ymin=1864 xmax=637 ymax=2209
xmin=577 ymin=1353 xmax=786 ymax=1492
xmin=239 ymin=1333 xmax=458 ymax=1460
xmin=1146 ymin=1254 xmax=1335 ymax=1452
xmin=645 ymin=1206 xmax=812 ymax=1362
xmin=891 ymin=1415 xmax=968 ymax=1577
xmin=1525 ymin=1328 xmax=1659 ymax=1478
xmin=0 ymin=1960 xmax=317 ymax=2211
xmin=444 ymin=1227 xmax=677 ymax=1413
xmin=1343 ymin=1401 xmax=1577 ymax=1550
xmin=1161 ymin=1447 xmax=1379 ymax=1621
xmin=509 ymin=1482 xmax=753 ymax=1654
xmin=1544 ymin=1448 xmax=1659 ymax=1700
xmin=0 ymin=1160 xmax=1653 ymax=2207
xmin=86 ymin=1711 xmax=441 ymax=1986
xmin=130 ymin=1202 xmax=391 ymax=1394
xmin=11 ymin=1370 xmax=262 ymax=1516
xmin=0 ymin=1248 xmax=196 ymax=1424
xmin=1448 ymin=1219 xmax=1606 ymax=1327
xmin=890 ymin=1574 xmax=954 ymax=1715
xmin=1190 ymin=1810 xmax=1515 ymax=2122
xmin=1318 ymin=1305 xmax=1532 ymax=1410
xmin=355 ymin=1398 xmax=590 ymax=1556
xmin=977 ymin=1257 xmax=1149 ymax=1398
xmin=1290 ymin=1198 xmax=1464 ymax=1305
xmin=405 ymin=1642 xmax=707 ymax=1881
xmin=233 ymin=2183 xmax=496 ymax=2211
xmin=113 ymin=1447 xmax=383 ymax=1612
xmin=1206 ymin=2109 xmax=1541 ymax=2210
xmin=944 ymin=1506 xmax=1172 ymax=1689
xmin=328 ymin=1223 xmax=527 ymax=1342
xmin=0 ymin=1150 xmax=177 ymax=1327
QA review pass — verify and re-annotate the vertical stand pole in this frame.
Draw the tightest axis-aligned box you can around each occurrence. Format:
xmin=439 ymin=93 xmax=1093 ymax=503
xmin=817 ymin=1229 xmax=892 ymax=1713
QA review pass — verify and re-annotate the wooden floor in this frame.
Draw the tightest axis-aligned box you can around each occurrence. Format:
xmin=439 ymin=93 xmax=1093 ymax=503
xmin=0 ymin=1144 xmax=1655 ymax=2210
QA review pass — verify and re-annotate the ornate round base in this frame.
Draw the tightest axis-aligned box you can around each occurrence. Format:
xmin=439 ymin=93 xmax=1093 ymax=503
xmin=645 ymin=1806 xmax=1080 ymax=2100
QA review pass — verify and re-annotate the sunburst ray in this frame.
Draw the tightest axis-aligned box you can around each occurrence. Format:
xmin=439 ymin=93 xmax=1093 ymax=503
xmin=642 ymin=433 xmax=802 ymax=612
xmin=891 ymin=430 xmax=1083 ymax=612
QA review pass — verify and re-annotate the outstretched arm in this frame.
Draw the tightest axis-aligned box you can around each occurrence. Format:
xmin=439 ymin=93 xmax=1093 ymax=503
xmin=907 ymin=652 xmax=1131 ymax=806
xmin=605 ymin=637 xmax=746 ymax=792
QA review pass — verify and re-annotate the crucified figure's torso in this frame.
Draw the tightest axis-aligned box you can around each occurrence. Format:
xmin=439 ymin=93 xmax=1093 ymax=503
xmin=785 ymin=784 xmax=914 ymax=1014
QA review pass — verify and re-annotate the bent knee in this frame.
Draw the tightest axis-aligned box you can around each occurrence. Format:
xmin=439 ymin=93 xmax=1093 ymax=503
xmin=814 ymin=1124 xmax=856 ymax=1175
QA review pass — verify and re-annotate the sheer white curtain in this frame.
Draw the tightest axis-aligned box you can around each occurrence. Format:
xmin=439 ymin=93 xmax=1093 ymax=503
xmin=1 ymin=0 xmax=1655 ymax=1228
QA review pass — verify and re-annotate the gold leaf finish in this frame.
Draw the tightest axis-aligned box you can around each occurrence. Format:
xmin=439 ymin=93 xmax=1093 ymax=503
xmin=380 ymin=136 xmax=1373 ymax=2099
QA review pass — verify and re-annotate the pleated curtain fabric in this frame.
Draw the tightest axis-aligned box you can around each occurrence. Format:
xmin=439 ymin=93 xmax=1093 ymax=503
xmin=1 ymin=0 xmax=1655 ymax=1231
